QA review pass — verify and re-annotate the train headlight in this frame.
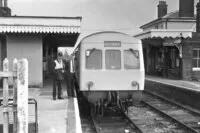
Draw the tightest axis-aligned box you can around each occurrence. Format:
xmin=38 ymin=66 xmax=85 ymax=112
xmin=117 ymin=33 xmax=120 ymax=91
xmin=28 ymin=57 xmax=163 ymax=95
xmin=86 ymin=50 xmax=91 ymax=57
xmin=132 ymin=81 xmax=139 ymax=90
xmin=87 ymin=81 xmax=94 ymax=91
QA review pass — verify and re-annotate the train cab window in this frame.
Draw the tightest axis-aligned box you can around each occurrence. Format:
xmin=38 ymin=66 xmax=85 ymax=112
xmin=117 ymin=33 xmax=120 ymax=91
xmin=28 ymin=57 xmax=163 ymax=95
xmin=85 ymin=49 xmax=102 ymax=69
xmin=124 ymin=49 xmax=140 ymax=69
xmin=105 ymin=50 xmax=121 ymax=69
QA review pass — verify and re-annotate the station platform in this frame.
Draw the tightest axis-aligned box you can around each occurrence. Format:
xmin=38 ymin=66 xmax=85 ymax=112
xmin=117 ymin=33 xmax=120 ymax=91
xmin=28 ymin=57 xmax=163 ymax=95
xmin=145 ymin=75 xmax=200 ymax=110
xmin=0 ymin=79 xmax=82 ymax=133
xmin=146 ymin=75 xmax=200 ymax=92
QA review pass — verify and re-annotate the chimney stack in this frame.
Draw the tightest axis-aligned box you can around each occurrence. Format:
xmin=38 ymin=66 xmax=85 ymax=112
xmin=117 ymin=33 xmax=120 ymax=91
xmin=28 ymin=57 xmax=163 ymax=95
xmin=4 ymin=0 xmax=7 ymax=7
xmin=0 ymin=0 xmax=11 ymax=16
xmin=179 ymin=0 xmax=194 ymax=17
xmin=0 ymin=0 xmax=2 ymax=7
xmin=157 ymin=1 xmax=168 ymax=18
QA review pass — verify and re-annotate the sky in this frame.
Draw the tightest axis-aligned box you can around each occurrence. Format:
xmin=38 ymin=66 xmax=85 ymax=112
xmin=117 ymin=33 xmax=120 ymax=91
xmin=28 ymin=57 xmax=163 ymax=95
xmin=6 ymin=0 xmax=199 ymax=53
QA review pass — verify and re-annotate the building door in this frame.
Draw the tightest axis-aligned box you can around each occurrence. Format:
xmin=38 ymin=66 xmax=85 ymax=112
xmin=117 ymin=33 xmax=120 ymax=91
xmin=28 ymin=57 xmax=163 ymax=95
xmin=167 ymin=47 xmax=180 ymax=79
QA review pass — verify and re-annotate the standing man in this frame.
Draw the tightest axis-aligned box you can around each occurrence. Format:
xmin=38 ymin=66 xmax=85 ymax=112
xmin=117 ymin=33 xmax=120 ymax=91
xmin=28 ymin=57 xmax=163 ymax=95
xmin=52 ymin=52 xmax=65 ymax=100
xmin=64 ymin=56 xmax=74 ymax=98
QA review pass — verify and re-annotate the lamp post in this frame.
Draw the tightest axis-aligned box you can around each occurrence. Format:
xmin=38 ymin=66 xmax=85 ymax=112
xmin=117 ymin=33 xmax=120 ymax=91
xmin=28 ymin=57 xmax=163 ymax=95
xmin=173 ymin=33 xmax=184 ymax=79
xmin=174 ymin=33 xmax=184 ymax=58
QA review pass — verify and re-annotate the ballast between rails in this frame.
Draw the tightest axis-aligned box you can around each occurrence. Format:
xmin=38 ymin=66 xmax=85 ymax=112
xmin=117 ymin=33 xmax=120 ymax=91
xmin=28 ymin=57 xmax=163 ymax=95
xmin=143 ymin=90 xmax=200 ymax=133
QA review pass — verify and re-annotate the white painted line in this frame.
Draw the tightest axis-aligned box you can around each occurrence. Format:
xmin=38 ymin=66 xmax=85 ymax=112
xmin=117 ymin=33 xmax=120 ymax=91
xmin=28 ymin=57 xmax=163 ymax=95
xmin=74 ymin=98 xmax=82 ymax=133
xmin=146 ymin=78 xmax=200 ymax=92
xmin=182 ymin=81 xmax=200 ymax=87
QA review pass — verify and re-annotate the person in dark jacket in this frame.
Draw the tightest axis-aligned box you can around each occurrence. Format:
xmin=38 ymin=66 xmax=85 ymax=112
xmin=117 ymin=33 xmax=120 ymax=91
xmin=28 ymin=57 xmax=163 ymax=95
xmin=52 ymin=52 xmax=65 ymax=100
xmin=64 ymin=57 xmax=74 ymax=98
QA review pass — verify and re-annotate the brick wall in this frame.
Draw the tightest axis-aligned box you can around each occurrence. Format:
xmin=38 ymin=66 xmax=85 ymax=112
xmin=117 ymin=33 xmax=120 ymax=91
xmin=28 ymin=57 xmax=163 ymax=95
xmin=182 ymin=40 xmax=193 ymax=80
xmin=192 ymin=71 xmax=200 ymax=81
xmin=191 ymin=41 xmax=200 ymax=81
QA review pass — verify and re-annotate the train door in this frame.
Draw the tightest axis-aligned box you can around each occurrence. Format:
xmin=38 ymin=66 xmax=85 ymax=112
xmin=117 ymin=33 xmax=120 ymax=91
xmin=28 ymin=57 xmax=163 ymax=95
xmin=0 ymin=40 xmax=2 ymax=71
xmin=143 ymin=48 xmax=147 ymax=72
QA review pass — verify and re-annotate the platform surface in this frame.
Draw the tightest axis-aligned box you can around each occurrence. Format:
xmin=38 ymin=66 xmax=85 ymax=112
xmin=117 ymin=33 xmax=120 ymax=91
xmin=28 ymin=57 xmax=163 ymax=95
xmin=145 ymin=75 xmax=200 ymax=111
xmin=146 ymin=75 xmax=200 ymax=91
xmin=0 ymin=79 xmax=82 ymax=133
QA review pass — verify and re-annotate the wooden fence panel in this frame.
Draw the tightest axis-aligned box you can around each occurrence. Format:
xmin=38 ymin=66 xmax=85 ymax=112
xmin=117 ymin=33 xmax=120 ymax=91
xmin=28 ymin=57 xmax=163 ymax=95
xmin=1 ymin=58 xmax=29 ymax=133
xmin=13 ymin=58 xmax=18 ymax=133
xmin=3 ymin=58 xmax=9 ymax=133
xmin=17 ymin=59 xmax=28 ymax=133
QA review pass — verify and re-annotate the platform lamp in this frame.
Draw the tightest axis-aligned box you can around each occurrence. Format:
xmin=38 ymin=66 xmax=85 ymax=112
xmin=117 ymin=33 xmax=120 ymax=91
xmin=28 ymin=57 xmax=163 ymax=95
xmin=173 ymin=33 xmax=184 ymax=58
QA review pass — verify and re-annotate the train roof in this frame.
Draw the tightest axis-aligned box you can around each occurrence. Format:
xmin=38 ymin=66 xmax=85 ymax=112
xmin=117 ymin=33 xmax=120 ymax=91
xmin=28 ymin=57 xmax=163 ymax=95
xmin=80 ymin=31 xmax=141 ymax=44
xmin=72 ymin=31 xmax=141 ymax=55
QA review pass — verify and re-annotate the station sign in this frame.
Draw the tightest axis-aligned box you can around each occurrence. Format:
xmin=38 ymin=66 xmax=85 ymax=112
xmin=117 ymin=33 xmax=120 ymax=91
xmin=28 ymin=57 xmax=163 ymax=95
xmin=163 ymin=39 xmax=175 ymax=47
xmin=104 ymin=41 xmax=121 ymax=47
xmin=163 ymin=42 xmax=174 ymax=46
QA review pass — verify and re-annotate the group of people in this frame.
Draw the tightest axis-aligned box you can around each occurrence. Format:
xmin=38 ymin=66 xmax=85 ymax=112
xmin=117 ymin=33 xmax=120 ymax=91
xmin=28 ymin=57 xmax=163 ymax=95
xmin=51 ymin=52 xmax=74 ymax=100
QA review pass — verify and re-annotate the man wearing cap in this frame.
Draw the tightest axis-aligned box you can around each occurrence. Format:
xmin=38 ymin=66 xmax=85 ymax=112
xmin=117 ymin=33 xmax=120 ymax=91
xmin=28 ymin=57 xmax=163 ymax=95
xmin=51 ymin=52 xmax=65 ymax=100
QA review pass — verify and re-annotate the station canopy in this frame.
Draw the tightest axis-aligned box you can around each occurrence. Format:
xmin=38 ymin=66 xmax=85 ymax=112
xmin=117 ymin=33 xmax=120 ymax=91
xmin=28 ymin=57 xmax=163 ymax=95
xmin=0 ymin=16 xmax=82 ymax=47
xmin=134 ymin=29 xmax=193 ymax=40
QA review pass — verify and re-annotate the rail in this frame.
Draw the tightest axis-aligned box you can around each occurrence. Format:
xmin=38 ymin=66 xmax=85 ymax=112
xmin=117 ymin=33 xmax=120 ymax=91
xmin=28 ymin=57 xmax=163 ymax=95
xmin=144 ymin=89 xmax=200 ymax=116
xmin=91 ymin=117 xmax=100 ymax=133
xmin=142 ymin=100 xmax=198 ymax=133
xmin=142 ymin=90 xmax=200 ymax=133
xmin=120 ymin=110 xmax=143 ymax=133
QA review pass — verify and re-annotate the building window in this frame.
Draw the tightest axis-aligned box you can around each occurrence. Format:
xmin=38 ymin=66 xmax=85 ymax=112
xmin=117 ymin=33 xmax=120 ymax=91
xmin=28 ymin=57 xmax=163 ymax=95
xmin=85 ymin=49 xmax=102 ymax=69
xmin=192 ymin=48 xmax=200 ymax=71
xmin=124 ymin=49 xmax=140 ymax=69
xmin=105 ymin=50 xmax=121 ymax=69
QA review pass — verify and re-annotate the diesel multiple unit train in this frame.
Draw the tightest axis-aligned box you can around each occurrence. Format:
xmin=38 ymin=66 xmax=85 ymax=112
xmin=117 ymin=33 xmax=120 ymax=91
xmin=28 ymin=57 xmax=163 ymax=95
xmin=71 ymin=31 xmax=145 ymax=116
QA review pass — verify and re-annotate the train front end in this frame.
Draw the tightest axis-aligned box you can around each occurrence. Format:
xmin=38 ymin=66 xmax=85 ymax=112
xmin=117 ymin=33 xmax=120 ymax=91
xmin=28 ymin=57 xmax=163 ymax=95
xmin=78 ymin=32 xmax=145 ymax=113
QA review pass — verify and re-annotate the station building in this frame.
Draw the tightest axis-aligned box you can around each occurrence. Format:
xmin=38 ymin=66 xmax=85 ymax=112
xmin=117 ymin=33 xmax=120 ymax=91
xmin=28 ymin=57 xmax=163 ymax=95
xmin=134 ymin=0 xmax=200 ymax=81
xmin=0 ymin=0 xmax=82 ymax=87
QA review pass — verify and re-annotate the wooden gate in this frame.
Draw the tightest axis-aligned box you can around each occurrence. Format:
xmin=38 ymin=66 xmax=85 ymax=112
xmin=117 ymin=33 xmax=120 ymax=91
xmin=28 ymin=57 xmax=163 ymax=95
xmin=0 ymin=58 xmax=28 ymax=133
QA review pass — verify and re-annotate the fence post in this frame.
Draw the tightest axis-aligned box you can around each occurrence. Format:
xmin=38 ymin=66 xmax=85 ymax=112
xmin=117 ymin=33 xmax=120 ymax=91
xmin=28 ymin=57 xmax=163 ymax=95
xmin=3 ymin=58 xmax=9 ymax=133
xmin=17 ymin=59 xmax=28 ymax=133
xmin=13 ymin=58 xmax=18 ymax=133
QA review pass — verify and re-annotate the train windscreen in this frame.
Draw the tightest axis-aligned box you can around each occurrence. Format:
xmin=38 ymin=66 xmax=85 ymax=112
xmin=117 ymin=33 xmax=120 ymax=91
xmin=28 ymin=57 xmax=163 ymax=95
xmin=124 ymin=50 xmax=140 ymax=69
xmin=105 ymin=50 xmax=121 ymax=69
xmin=85 ymin=49 xmax=102 ymax=69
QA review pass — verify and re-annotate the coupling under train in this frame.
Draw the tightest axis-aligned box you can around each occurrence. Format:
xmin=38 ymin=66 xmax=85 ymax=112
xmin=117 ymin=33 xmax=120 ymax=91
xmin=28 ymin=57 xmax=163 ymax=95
xmin=71 ymin=31 xmax=145 ymax=115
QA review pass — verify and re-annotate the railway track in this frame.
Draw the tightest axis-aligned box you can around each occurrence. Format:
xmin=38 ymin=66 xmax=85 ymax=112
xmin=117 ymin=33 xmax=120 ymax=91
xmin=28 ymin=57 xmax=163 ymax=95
xmin=81 ymin=108 xmax=143 ymax=133
xmin=142 ymin=90 xmax=200 ymax=133
xmin=79 ymin=90 xmax=200 ymax=133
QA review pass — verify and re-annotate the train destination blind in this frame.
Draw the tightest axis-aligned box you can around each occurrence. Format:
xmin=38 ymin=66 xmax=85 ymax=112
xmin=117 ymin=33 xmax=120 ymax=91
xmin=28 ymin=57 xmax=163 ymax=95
xmin=104 ymin=41 xmax=121 ymax=47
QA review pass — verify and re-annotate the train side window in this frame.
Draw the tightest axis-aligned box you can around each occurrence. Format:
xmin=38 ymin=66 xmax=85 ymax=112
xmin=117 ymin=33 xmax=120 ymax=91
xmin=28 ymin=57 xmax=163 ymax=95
xmin=124 ymin=49 xmax=140 ymax=69
xmin=105 ymin=50 xmax=121 ymax=69
xmin=85 ymin=49 xmax=102 ymax=69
